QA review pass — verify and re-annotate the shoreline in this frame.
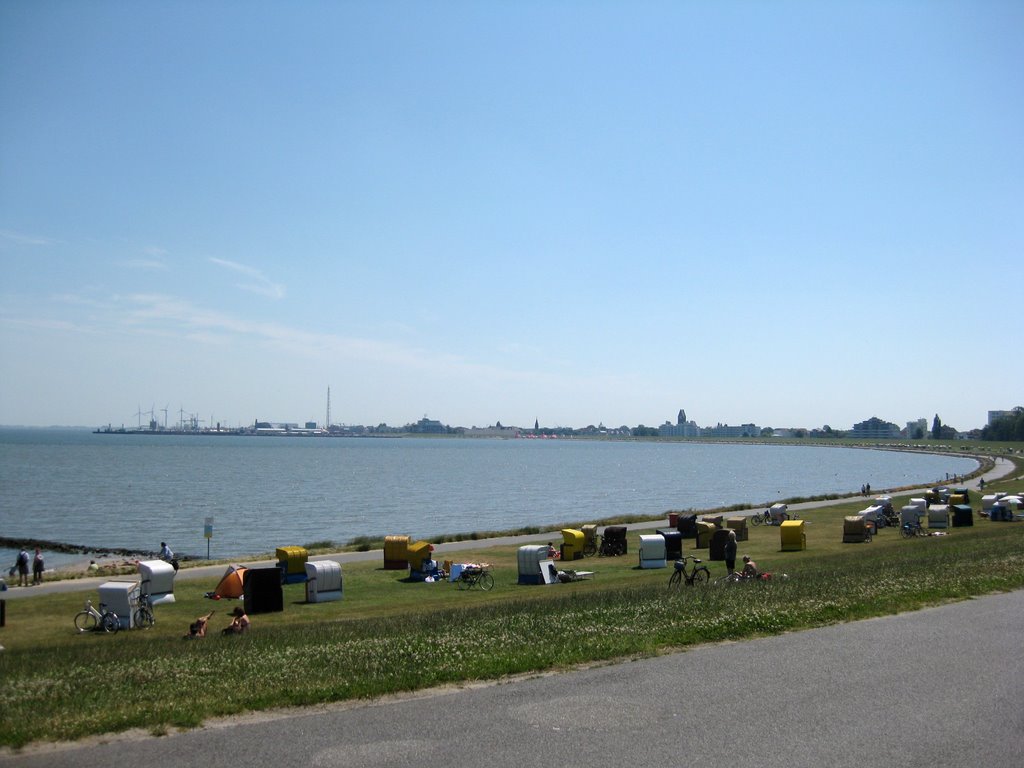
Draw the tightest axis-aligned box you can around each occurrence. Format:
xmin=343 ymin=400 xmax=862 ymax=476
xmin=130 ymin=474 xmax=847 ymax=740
xmin=1 ymin=438 xmax=994 ymax=559
xmin=4 ymin=451 xmax=1014 ymax=596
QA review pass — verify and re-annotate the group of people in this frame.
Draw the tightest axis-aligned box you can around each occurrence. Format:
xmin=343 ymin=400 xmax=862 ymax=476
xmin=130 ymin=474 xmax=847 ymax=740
xmin=184 ymin=606 xmax=250 ymax=639
xmin=158 ymin=539 xmax=252 ymax=639
xmin=9 ymin=547 xmax=45 ymax=587
xmin=722 ymin=529 xmax=759 ymax=580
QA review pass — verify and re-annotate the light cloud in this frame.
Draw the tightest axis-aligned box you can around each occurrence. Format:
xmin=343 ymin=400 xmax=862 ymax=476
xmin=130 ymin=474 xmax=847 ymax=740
xmin=0 ymin=229 xmax=57 ymax=247
xmin=122 ymin=259 xmax=169 ymax=270
xmin=210 ymin=257 xmax=285 ymax=299
xmin=116 ymin=293 xmax=568 ymax=388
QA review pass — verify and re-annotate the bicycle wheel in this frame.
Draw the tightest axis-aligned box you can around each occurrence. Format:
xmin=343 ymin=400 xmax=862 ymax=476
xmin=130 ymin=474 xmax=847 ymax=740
xmin=668 ymin=568 xmax=682 ymax=589
xmin=693 ymin=567 xmax=710 ymax=585
xmin=74 ymin=610 xmax=97 ymax=633
xmin=582 ymin=540 xmax=597 ymax=557
xmin=100 ymin=612 xmax=121 ymax=633
xmin=900 ymin=525 xmax=914 ymax=539
xmin=750 ymin=514 xmax=762 ymax=527
xmin=478 ymin=572 xmax=494 ymax=591
xmin=457 ymin=574 xmax=469 ymax=590
xmin=133 ymin=607 xmax=154 ymax=629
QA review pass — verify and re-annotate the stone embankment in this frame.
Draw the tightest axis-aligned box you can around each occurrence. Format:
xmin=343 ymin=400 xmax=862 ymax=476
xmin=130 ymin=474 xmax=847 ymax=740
xmin=0 ymin=536 xmax=170 ymax=561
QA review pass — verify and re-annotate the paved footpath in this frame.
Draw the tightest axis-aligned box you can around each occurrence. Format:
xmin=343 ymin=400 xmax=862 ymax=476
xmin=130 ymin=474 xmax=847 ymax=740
xmin=4 ymin=454 xmax=1017 ymax=601
xmin=3 ymin=589 xmax=1022 ymax=767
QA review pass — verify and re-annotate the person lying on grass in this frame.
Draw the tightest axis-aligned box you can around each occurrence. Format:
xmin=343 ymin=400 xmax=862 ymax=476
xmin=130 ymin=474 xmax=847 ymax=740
xmin=222 ymin=606 xmax=250 ymax=636
xmin=184 ymin=611 xmax=215 ymax=639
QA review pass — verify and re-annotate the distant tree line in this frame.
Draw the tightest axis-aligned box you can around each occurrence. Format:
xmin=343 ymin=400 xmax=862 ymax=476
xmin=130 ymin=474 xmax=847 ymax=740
xmin=931 ymin=414 xmax=957 ymax=440
xmin=980 ymin=407 xmax=1024 ymax=441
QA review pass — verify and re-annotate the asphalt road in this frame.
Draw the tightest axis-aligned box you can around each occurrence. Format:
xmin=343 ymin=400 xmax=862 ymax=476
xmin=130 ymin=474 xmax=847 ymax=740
xmin=3 ymin=589 xmax=1022 ymax=767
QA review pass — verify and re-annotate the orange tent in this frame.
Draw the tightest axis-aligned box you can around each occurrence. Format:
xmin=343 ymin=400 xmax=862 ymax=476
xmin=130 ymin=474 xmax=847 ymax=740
xmin=214 ymin=564 xmax=247 ymax=599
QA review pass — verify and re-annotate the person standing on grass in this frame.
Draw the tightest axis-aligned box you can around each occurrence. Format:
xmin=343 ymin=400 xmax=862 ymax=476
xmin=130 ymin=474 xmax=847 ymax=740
xmin=15 ymin=547 xmax=30 ymax=587
xmin=724 ymin=529 xmax=738 ymax=574
xmin=32 ymin=548 xmax=44 ymax=585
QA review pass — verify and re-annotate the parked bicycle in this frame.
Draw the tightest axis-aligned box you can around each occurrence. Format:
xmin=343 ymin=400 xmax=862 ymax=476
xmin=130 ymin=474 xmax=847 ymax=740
xmin=74 ymin=599 xmax=120 ymax=633
xmin=878 ymin=504 xmax=900 ymax=528
xmin=901 ymin=521 xmax=926 ymax=539
xmin=668 ymin=556 xmax=710 ymax=588
xmin=598 ymin=526 xmax=628 ymax=556
xmin=750 ymin=509 xmax=799 ymax=526
xmin=457 ymin=564 xmax=494 ymax=591
xmin=133 ymin=591 xmax=155 ymax=629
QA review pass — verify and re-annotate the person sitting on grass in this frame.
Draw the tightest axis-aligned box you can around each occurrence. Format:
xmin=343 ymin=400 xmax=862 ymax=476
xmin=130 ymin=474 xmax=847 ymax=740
xmin=222 ymin=606 xmax=250 ymax=636
xmin=184 ymin=610 xmax=215 ymax=639
xmin=740 ymin=555 xmax=759 ymax=580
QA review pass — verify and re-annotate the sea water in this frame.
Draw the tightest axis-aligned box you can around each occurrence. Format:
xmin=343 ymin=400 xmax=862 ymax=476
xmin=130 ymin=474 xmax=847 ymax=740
xmin=0 ymin=428 xmax=977 ymax=562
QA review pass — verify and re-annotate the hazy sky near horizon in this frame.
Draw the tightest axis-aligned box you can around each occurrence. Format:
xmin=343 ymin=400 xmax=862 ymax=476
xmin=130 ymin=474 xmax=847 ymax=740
xmin=1 ymin=2 xmax=1021 ymax=431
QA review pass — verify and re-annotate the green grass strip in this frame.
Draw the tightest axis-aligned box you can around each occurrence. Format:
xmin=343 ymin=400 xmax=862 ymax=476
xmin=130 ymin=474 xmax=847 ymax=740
xmin=2 ymin=523 xmax=1023 ymax=749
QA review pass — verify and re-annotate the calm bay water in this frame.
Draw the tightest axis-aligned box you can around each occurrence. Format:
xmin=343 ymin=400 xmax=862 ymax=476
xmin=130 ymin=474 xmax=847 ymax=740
xmin=0 ymin=429 xmax=976 ymax=563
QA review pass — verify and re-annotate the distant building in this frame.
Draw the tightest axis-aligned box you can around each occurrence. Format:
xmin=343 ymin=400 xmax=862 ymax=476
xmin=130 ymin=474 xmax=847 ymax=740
xmin=659 ymin=420 xmax=700 ymax=437
xmin=703 ymin=423 xmax=760 ymax=438
xmin=906 ymin=418 xmax=928 ymax=439
xmin=409 ymin=416 xmax=446 ymax=434
xmin=659 ymin=407 xmax=700 ymax=437
xmin=849 ymin=416 xmax=901 ymax=439
xmin=988 ymin=410 xmax=1013 ymax=425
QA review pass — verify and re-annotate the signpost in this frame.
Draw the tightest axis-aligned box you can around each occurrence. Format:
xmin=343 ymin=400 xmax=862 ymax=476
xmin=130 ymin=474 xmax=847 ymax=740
xmin=204 ymin=517 xmax=214 ymax=560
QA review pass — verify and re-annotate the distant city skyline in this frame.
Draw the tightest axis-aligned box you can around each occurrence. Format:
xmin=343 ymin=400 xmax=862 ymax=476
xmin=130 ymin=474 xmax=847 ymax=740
xmin=2 ymin=3 xmax=1021 ymax=431
xmin=47 ymin=398 xmax=1010 ymax=434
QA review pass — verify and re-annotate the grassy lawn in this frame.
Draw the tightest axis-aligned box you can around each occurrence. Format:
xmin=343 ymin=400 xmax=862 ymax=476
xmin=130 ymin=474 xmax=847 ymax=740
xmin=1 ymin=455 xmax=1023 ymax=749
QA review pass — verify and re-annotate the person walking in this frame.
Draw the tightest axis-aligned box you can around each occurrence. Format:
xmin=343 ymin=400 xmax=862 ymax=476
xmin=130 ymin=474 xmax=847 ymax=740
xmin=724 ymin=530 xmax=738 ymax=574
xmin=32 ymin=548 xmax=44 ymax=585
xmin=14 ymin=547 xmax=30 ymax=587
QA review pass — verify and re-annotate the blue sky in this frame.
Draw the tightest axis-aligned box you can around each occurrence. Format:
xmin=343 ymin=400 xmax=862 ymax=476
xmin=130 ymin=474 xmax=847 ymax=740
xmin=1 ymin=1 xmax=1021 ymax=431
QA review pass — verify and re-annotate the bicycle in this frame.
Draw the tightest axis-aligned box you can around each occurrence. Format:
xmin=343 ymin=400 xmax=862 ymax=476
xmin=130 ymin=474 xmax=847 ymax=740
xmin=749 ymin=509 xmax=770 ymax=526
xmin=750 ymin=509 xmax=799 ymax=527
xmin=74 ymin=599 xmax=120 ymax=633
xmin=456 ymin=564 xmax=494 ymax=591
xmin=133 ymin=591 xmax=155 ymax=629
xmin=668 ymin=556 xmax=710 ymax=588
xmin=900 ymin=521 xmax=926 ymax=539
xmin=877 ymin=505 xmax=900 ymax=529
xmin=598 ymin=527 xmax=628 ymax=556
